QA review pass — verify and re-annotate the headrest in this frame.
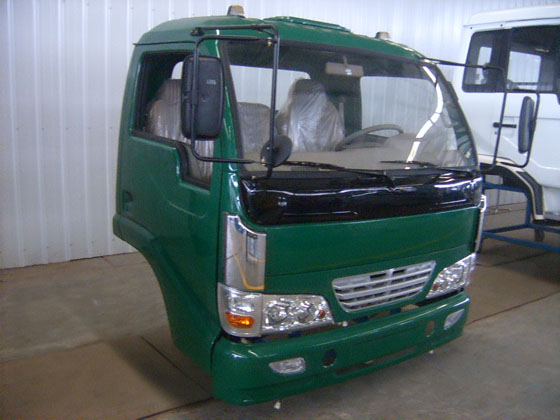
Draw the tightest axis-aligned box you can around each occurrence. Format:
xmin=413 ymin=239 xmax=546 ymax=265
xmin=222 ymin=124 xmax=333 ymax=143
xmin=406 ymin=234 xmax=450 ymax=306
xmin=155 ymin=79 xmax=181 ymax=103
xmin=291 ymin=79 xmax=326 ymax=97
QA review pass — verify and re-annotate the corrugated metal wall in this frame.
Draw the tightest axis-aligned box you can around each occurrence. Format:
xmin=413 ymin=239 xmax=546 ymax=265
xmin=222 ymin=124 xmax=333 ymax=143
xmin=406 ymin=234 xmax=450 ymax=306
xmin=1 ymin=0 xmax=555 ymax=268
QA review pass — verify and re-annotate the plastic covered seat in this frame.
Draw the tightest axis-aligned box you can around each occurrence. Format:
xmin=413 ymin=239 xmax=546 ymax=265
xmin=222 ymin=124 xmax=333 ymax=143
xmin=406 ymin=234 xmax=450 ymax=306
xmin=237 ymin=102 xmax=270 ymax=153
xmin=276 ymin=79 xmax=344 ymax=152
xmin=146 ymin=79 xmax=184 ymax=140
xmin=146 ymin=79 xmax=213 ymax=181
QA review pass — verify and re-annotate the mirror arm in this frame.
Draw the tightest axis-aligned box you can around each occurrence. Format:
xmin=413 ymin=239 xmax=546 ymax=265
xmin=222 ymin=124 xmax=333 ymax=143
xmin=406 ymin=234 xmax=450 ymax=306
xmin=423 ymin=58 xmax=504 ymax=74
xmin=189 ymin=40 xmax=200 ymax=159
xmin=487 ymin=88 xmax=508 ymax=172
xmin=189 ymin=144 xmax=255 ymax=164
xmin=186 ymin=26 xmax=281 ymax=167
xmin=266 ymin=30 xmax=280 ymax=178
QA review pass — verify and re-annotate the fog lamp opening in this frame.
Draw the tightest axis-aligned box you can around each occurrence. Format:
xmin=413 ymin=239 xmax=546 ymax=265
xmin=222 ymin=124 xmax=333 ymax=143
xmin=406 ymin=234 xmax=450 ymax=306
xmin=444 ymin=309 xmax=465 ymax=330
xmin=269 ymin=357 xmax=306 ymax=375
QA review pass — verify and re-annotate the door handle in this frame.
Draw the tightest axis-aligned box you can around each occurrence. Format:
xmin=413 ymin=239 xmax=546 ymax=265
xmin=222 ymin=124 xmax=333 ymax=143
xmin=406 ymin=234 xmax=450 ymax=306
xmin=493 ymin=122 xmax=517 ymax=129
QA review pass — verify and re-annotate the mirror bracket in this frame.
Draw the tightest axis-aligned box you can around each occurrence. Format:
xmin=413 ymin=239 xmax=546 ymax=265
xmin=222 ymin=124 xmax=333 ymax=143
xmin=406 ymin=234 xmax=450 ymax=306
xmin=180 ymin=24 xmax=281 ymax=168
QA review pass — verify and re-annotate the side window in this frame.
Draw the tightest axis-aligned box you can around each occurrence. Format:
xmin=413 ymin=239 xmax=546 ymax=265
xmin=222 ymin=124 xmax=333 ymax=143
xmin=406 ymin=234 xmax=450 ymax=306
xmin=463 ymin=30 xmax=506 ymax=92
xmin=135 ymin=53 xmax=213 ymax=184
xmin=463 ymin=26 xmax=559 ymax=93
xmin=507 ymin=26 xmax=558 ymax=92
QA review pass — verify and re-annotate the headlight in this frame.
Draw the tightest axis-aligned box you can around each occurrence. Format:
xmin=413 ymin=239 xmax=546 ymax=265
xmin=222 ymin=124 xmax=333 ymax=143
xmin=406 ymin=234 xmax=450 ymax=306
xmin=262 ymin=295 xmax=332 ymax=333
xmin=427 ymin=253 xmax=476 ymax=299
xmin=218 ymin=284 xmax=333 ymax=337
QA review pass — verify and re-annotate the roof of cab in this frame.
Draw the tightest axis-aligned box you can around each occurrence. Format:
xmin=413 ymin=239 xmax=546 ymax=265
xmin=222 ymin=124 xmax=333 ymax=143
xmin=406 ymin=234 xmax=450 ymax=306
xmin=467 ymin=4 xmax=560 ymax=26
xmin=137 ymin=14 xmax=421 ymax=60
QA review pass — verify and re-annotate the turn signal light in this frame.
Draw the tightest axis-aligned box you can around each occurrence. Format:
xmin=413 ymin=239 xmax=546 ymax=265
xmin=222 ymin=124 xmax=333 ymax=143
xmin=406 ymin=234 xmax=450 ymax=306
xmin=226 ymin=312 xmax=255 ymax=329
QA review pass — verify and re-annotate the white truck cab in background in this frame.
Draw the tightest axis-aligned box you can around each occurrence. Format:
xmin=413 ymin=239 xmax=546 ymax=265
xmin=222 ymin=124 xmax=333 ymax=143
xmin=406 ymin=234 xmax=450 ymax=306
xmin=452 ymin=5 xmax=560 ymax=224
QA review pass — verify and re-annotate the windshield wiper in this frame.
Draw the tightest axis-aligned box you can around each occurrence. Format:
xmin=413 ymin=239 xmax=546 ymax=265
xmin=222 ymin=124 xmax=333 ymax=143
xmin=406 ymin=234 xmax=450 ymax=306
xmin=381 ymin=160 xmax=438 ymax=167
xmin=381 ymin=160 xmax=477 ymax=174
xmin=284 ymin=160 xmax=395 ymax=186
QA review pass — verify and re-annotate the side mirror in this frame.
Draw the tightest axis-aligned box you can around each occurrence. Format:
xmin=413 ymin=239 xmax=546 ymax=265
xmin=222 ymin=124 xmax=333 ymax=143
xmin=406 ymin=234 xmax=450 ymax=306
xmin=181 ymin=55 xmax=224 ymax=139
xmin=260 ymin=135 xmax=293 ymax=167
xmin=518 ymin=96 xmax=535 ymax=154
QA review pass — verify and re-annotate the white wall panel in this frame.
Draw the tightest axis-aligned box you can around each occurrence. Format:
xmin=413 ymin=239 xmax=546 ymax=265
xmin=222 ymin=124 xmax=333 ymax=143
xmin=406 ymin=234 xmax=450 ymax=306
xmin=1 ymin=0 xmax=22 ymax=267
xmin=1 ymin=0 xmax=556 ymax=268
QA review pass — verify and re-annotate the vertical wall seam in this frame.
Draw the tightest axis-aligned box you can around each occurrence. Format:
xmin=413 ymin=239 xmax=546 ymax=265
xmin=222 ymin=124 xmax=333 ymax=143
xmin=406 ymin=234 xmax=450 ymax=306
xmin=81 ymin=0 xmax=92 ymax=256
xmin=126 ymin=0 xmax=131 ymax=60
xmin=32 ymin=0 xmax=48 ymax=264
xmin=57 ymin=0 xmax=70 ymax=261
xmin=5 ymin=0 xmax=24 ymax=267
xmin=104 ymin=0 xmax=113 ymax=254
xmin=168 ymin=0 xmax=175 ymax=20
xmin=124 ymin=0 xmax=133 ymax=254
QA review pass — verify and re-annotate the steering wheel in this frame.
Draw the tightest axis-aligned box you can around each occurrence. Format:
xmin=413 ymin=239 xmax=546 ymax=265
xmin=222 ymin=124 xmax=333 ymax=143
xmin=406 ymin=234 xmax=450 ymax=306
xmin=335 ymin=124 xmax=404 ymax=151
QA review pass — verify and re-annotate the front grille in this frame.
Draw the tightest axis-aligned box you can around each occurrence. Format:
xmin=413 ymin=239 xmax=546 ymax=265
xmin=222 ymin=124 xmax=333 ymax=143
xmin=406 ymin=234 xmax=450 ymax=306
xmin=332 ymin=261 xmax=436 ymax=312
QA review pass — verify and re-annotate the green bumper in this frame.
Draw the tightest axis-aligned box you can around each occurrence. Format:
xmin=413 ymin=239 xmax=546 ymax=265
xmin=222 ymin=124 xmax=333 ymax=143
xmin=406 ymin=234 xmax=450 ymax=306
xmin=212 ymin=291 xmax=469 ymax=405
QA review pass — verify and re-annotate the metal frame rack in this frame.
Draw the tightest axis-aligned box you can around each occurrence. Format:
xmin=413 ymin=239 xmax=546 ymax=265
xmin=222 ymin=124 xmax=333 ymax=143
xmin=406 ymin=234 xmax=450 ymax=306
xmin=483 ymin=180 xmax=560 ymax=253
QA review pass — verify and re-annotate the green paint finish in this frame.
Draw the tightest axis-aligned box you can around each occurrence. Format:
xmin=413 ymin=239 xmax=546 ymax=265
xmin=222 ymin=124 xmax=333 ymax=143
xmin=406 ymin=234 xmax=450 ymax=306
xmin=113 ymin=214 xmax=220 ymax=371
xmin=137 ymin=15 xmax=421 ymax=60
xmin=212 ymin=291 xmax=470 ymax=405
xmin=115 ymin=43 xmax=226 ymax=371
xmin=137 ymin=16 xmax=257 ymax=44
xmin=266 ymin=16 xmax=352 ymax=32
xmin=263 ymin=208 xmax=478 ymax=277
xmin=116 ymin=134 xmax=223 ymax=371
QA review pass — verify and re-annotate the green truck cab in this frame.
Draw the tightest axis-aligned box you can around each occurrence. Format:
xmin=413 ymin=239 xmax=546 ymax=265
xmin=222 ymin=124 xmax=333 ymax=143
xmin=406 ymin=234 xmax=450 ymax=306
xmin=114 ymin=7 xmax=486 ymax=405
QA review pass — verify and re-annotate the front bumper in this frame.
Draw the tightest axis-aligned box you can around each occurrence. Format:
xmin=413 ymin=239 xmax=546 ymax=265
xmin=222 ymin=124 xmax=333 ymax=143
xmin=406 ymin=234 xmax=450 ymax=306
xmin=212 ymin=291 xmax=470 ymax=405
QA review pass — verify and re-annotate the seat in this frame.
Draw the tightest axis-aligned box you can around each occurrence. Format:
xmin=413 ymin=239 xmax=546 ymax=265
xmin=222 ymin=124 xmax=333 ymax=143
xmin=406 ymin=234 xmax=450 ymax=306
xmin=276 ymin=79 xmax=344 ymax=152
xmin=237 ymin=102 xmax=270 ymax=153
xmin=146 ymin=79 xmax=213 ymax=181
xmin=146 ymin=79 xmax=184 ymax=141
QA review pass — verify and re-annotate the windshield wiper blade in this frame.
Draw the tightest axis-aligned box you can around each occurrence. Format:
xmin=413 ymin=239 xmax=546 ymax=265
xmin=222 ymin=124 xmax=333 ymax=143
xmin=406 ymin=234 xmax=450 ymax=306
xmin=380 ymin=160 xmax=438 ymax=167
xmin=284 ymin=161 xmax=395 ymax=186
xmin=436 ymin=166 xmax=478 ymax=174
xmin=381 ymin=160 xmax=477 ymax=174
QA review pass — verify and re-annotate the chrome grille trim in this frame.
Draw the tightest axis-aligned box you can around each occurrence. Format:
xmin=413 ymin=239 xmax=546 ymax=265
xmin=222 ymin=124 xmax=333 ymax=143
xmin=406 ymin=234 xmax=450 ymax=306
xmin=333 ymin=261 xmax=436 ymax=312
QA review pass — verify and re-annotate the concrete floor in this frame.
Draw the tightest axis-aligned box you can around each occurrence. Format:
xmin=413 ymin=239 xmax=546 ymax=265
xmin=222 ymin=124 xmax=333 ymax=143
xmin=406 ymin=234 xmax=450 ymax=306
xmin=1 ymin=205 xmax=559 ymax=419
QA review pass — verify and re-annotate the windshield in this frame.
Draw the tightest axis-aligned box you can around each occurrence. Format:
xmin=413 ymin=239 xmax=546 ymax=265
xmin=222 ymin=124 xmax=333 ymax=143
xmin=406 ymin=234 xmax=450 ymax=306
xmin=225 ymin=41 xmax=477 ymax=174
